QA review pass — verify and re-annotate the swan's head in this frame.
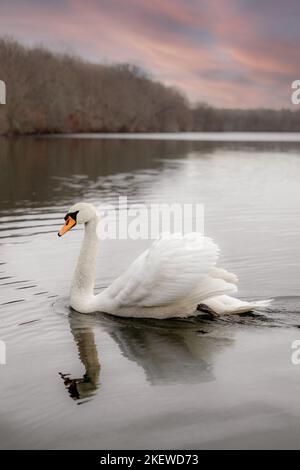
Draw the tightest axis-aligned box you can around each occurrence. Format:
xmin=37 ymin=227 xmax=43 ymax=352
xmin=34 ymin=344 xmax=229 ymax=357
xmin=58 ymin=202 xmax=97 ymax=237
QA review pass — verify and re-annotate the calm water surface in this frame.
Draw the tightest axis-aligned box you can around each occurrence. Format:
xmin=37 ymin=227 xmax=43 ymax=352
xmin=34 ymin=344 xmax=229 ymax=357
xmin=1 ymin=134 xmax=300 ymax=449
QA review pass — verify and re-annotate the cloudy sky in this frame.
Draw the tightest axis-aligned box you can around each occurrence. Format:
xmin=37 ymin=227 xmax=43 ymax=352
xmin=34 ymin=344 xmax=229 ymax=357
xmin=0 ymin=0 xmax=299 ymax=108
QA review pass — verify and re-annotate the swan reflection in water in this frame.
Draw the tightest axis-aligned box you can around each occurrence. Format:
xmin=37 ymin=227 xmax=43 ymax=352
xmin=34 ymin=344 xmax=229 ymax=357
xmin=59 ymin=313 xmax=101 ymax=401
xmin=59 ymin=309 xmax=235 ymax=401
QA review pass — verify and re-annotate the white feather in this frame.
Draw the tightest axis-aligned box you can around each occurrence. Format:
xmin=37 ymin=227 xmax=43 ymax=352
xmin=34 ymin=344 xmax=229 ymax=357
xmin=200 ymin=295 xmax=273 ymax=315
xmin=106 ymin=233 xmax=220 ymax=308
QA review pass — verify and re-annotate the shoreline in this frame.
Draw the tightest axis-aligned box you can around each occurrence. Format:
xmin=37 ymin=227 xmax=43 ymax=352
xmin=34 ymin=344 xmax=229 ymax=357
xmin=2 ymin=131 xmax=300 ymax=142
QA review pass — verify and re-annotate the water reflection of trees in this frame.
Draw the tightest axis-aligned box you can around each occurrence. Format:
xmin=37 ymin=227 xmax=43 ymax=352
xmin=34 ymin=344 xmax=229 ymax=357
xmin=1 ymin=136 xmax=299 ymax=212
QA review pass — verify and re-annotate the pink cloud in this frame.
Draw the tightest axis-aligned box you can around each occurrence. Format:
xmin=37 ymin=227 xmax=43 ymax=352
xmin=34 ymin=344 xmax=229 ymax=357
xmin=0 ymin=0 xmax=297 ymax=108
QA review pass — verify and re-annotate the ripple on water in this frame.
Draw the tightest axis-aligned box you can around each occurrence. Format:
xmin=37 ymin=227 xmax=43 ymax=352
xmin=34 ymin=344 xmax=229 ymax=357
xmin=1 ymin=138 xmax=300 ymax=449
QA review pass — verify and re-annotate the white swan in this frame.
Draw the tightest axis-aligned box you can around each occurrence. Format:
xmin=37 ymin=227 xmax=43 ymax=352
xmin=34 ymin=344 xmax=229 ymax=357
xmin=58 ymin=202 xmax=271 ymax=318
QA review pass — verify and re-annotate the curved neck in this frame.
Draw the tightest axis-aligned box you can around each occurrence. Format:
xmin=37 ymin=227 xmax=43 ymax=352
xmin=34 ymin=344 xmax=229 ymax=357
xmin=71 ymin=215 xmax=100 ymax=302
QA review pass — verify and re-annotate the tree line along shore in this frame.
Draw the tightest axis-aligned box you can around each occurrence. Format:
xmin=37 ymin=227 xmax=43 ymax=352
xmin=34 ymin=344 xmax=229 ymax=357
xmin=0 ymin=38 xmax=299 ymax=136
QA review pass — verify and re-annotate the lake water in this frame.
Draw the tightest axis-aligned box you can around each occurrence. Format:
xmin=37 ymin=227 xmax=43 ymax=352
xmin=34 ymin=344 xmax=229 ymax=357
xmin=1 ymin=133 xmax=300 ymax=449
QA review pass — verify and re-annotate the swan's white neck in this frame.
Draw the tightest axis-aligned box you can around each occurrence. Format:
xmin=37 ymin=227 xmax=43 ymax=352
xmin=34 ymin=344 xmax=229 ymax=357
xmin=70 ymin=215 xmax=100 ymax=312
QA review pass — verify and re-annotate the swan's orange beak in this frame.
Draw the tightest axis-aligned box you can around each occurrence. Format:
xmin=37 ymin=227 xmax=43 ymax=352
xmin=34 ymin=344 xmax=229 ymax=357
xmin=58 ymin=216 xmax=76 ymax=237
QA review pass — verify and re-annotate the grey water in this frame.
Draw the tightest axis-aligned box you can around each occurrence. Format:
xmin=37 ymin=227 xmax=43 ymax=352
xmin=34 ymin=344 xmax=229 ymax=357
xmin=1 ymin=134 xmax=300 ymax=449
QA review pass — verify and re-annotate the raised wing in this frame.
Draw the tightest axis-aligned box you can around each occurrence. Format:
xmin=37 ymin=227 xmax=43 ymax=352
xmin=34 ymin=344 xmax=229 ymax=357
xmin=105 ymin=232 xmax=220 ymax=308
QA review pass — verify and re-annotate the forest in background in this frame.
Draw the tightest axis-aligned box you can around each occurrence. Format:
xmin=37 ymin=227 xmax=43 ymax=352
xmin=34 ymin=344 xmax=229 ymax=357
xmin=0 ymin=37 xmax=300 ymax=136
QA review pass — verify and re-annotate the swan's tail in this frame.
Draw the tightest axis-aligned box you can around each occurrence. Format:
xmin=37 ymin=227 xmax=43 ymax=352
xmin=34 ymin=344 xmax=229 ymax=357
xmin=199 ymin=295 xmax=273 ymax=315
xmin=248 ymin=299 xmax=273 ymax=309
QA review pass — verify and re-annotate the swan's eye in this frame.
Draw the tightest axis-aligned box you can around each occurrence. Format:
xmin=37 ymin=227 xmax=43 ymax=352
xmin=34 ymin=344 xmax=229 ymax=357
xmin=64 ymin=210 xmax=79 ymax=222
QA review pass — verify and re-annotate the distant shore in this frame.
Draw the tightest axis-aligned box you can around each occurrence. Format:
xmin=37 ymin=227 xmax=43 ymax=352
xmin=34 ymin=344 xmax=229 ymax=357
xmin=43 ymin=131 xmax=300 ymax=143
xmin=1 ymin=37 xmax=300 ymax=137
xmin=2 ymin=131 xmax=300 ymax=142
